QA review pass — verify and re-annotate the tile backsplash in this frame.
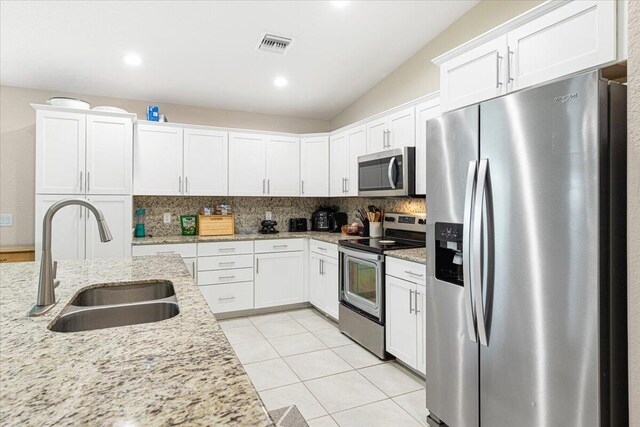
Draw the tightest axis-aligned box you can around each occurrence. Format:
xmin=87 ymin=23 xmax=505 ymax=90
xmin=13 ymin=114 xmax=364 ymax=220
xmin=133 ymin=196 xmax=426 ymax=237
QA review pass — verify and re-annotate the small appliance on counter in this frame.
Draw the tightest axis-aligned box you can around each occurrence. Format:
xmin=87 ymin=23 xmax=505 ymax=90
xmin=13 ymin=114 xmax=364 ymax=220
xmin=330 ymin=212 xmax=348 ymax=233
xmin=134 ymin=209 xmax=146 ymax=237
xmin=311 ymin=207 xmax=335 ymax=231
xmin=260 ymin=220 xmax=279 ymax=234
xmin=288 ymin=218 xmax=308 ymax=232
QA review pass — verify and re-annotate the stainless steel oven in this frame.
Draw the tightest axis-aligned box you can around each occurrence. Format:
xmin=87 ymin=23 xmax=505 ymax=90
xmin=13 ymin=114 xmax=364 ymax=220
xmin=339 ymin=246 xmax=384 ymax=323
xmin=357 ymin=147 xmax=415 ymax=197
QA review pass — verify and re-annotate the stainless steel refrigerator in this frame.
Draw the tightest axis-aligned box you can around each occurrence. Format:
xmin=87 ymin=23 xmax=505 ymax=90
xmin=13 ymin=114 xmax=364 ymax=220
xmin=424 ymin=70 xmax=627 ymax=427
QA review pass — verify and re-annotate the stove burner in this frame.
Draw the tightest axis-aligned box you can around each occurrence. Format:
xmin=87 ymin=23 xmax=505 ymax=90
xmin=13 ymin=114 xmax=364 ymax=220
xmin=378 ymin=240 xmax=396 ymax=245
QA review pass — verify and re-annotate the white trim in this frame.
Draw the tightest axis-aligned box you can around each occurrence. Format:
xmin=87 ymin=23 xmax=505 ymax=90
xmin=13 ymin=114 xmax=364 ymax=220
xmin=31 ymin=103 xmax=137 ymax=120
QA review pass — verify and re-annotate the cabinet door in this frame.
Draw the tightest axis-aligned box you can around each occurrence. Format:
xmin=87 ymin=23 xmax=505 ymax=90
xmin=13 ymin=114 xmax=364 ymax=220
xmin=35 ymin=110 xmax=86 ymax=194
xmin=388 ymin=107 xmax=415 ymax=149
xmin=134 ymin=124 xmax=183 ymax=195
xmin=35 ymin=195 xmax=85 ymax=262
xmin=323 ymin=256 xmax=339 ymax=320
xmin=309 ymin=253 xmax=325 ymax=309
xmin=415 ymin=98 xmax=441 ymax=195
xmin=255 ymin=251 xmax=304 ymax=308
xmin=346 ymin=125 xmax=367 ymax=196
xmin=86 ymin=115 xmax=132 ymax=195
xmin=416 ymin=284 xmax=426 ymax=375
xmin=507 ymin=0 xmax=616 ymax=92
xmin=440 ymin=35 xmax=508 ymax=112
xmin=329 ymin=132 xmax=348 ymax=197
xmin=184 ymin=128 xmax=228 ymax=196
xmin=385 ymin=276 xmax=417 ymax=367
xmin=85 ymin=195 xmax=132 ymax=259
xmin=228 ymin=132 xmax=266 ymax=196
xmin=301 ymin=136 xmax=329 ymax=197
xmin=266 ymin=135 xmax=300 ymax=196
xmin=366 ymin=117 xmax=388 ymax=153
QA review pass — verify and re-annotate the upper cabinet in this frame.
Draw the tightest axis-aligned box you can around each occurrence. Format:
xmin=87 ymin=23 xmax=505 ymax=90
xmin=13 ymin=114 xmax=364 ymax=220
xmin=184 ymin=128 xmax=228 ymax=196
xmin=35 ymin=108 xmax=133 ymax=195
xmin=415 ymin=96 xmax=441 ymax=196
xmin=330 ymin=125 xmax=366 ymax=197
xmin=366 ymin=106 xmax=415 ymax=152
xmin=228 ymin=132 xmax=300 ymax=197
xmin=435 ymin=0 xmax=620 ymax=112
xmin=301 ymin=136 xmax=329 ymax=197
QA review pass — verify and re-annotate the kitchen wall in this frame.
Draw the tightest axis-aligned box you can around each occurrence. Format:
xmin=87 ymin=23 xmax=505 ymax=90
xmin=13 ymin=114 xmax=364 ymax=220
xmin=0 ymin=85 xmax=331 ymax=247
xmin=628 ymin=1 xmax=639 ymax=425
xmin=133 ymin=195 xmax=426 ymax=236
xmin=330 ymin=0 xmax=543 ymax=129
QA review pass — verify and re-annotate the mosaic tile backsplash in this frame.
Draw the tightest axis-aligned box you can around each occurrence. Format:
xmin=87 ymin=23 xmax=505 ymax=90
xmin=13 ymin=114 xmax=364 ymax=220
xmin=133 ymin=196 xmax=426 ymax=237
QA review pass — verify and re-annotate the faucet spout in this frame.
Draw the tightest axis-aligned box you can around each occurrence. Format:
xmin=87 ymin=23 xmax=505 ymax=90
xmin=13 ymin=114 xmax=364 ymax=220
xmin=28 ymin=198 xmax=112 ymax=317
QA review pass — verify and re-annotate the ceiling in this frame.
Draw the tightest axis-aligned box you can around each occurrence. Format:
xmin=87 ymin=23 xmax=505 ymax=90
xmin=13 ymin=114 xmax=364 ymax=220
xmin=0 ymin=1 xmax=477 ymax=120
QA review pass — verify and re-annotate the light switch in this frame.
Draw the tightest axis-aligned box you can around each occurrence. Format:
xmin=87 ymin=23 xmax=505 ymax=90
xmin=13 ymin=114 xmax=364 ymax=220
xmin=0 ymin=213 xmax=13 ymax=227
xmin=163 ymin=213 xmax=171 ymax=224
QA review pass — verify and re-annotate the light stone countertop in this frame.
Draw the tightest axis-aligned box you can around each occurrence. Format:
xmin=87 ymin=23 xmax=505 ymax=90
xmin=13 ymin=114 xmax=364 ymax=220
xmin=132 ymin=231 xmax=361 ymax=246
xmin=0 ymin=256 xmax=272 ymax=426
xmin=385 ymin=248 xmax=427 ymax=264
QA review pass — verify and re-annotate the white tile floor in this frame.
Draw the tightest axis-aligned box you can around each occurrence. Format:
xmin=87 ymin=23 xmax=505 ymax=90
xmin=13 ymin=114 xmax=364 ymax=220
xmin=218 ymin=307 xmax=428 ymax=426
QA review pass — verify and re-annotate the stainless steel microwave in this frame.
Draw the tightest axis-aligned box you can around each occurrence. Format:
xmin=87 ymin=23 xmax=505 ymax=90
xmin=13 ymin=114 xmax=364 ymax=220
xmin=357 ymin=147 xmax=415 ymax=197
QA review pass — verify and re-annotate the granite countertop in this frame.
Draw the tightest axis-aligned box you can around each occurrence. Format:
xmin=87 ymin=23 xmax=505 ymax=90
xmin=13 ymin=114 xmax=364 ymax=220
xmin=0 ymin=256 xmax=271 ymax=426
xmin=133 ymin=231 xmax=361 ymax=246
xmin=386 ymin=248 xmax=427 ymax=264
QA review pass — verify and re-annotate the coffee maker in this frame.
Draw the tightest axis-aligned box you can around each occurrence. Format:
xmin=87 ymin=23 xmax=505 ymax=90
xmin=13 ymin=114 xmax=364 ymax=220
xmin=311 ymin=207 xmax=335 ymax=231
xmin=260 ymin=220 xmax=279 ymax=234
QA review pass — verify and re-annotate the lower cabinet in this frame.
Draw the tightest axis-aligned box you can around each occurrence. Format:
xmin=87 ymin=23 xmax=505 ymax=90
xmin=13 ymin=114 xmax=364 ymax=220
xmin=385 ymin=259 xmax=426 ymax=375
xmin=199 ymin=282 xmax=254 ymax=314
xmin=309 ymin=242 xmax=339 ymax=320
xmin=255 ymin=251 xmax=304 ymax=308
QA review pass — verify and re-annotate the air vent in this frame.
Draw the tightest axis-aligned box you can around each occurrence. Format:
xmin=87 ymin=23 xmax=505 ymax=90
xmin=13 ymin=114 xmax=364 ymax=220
xmin=257 ymin=33 xmax=293 ymax=55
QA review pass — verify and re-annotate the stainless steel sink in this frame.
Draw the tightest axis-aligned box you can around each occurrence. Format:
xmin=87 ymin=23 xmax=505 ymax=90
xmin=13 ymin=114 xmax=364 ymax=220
xmin=70 ymin=281 xmax=175 ymax=306
xmin=49 ymin=301 xmax=179 ymax=333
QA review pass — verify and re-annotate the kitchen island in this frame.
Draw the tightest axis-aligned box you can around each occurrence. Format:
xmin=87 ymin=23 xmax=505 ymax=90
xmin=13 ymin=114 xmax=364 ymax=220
xmin=0 ymin=256 xmax=272 ymax=426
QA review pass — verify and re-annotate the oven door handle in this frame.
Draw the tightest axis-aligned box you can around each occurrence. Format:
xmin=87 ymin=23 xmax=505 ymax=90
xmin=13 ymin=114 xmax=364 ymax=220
xmin=338 ymin=246 xmax=385 ymax=262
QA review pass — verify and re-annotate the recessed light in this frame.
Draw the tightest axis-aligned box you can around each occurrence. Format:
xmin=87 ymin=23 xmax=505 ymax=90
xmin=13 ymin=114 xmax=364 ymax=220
xmin=122 ymin=53 xmax=142 ymax=67
xmin=274 ymin=76 xmax=288 ymax=88
xmin=331 ymin=1 xmax=350 ymax=8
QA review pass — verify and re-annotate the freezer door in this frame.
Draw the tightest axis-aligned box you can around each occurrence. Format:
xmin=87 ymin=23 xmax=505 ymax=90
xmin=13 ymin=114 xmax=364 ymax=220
xmin=425 ymin=105 xmax=479 ymax=427
xmin=478 ymin=71 xmax=602 ymax=426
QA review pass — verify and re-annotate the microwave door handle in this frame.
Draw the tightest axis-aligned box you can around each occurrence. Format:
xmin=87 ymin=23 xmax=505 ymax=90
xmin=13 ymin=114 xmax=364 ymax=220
xmin=474 ymin=159 xmax=490 ymax=347
xmin=463 ymin=161 xmax=478 ymax=343
xmin=387 ymin=157 xmax=397 ymax=189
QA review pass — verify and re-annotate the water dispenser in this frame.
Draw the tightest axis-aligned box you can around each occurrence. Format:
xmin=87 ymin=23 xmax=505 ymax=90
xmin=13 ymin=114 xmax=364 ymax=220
xmin=434 ymin=222 xmax=463 ymax=286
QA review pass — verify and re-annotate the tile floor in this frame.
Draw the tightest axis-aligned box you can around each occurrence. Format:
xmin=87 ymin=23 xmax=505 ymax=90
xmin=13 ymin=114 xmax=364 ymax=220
xmin=218 ymin=308 xmax=428 ymax=426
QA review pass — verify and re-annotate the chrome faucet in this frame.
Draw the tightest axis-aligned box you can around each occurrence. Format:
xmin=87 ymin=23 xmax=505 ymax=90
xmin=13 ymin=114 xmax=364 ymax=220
xmin=28 ymin=198 xmax=112 ymax=317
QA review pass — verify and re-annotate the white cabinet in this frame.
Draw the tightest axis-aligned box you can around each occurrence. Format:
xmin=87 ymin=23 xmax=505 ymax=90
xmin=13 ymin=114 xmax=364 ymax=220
xmin=414 ymin=97 xmax=441 ymax=196
xmin=385 ymin=258 xmax=426 ymax=375
xmin=183 ymin=128 xmax=228 ymax=196
xmin=330 ymin=126 xmax=366 ymax=197
xmin=36 ymin=195 xmax=131 ymax=261
xmin=308 ymin=241 xmax=339 ymax=320
xmin=346 ymin=126 xmax=367 ymax=196
xmin=134 ymin=124 xmax=183 ymax=195
xmin=366 ymin=107 xmax=415 ymax=153
xmin=265 ymin=135 xmax=300 ymax=196
xmin=300 ymin=136 xmax=329 ymax=197
xmin=35 ymin=108 xmax=133 ymax=195
xmin=439 ymin=35 xmax=508 ymax=113
xmin=436 ymin=1 xmax=619 ymax=112
xmin=507 ymin=0 xmax=616 ymax=92
xmin=255 ymin=250 xmax=304 ymax=308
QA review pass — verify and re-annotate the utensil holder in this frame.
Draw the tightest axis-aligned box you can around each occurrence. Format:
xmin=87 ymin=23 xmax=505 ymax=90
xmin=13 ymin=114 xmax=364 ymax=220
xmin=369 ymin=223 xmax=382 ymax=238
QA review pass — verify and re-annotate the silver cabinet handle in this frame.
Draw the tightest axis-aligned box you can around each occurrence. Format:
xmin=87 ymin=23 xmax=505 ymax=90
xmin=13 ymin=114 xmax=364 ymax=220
xmin=321 ymin=259 xmax=325 ymax=275
xmin=317 ymin=247 xmax=327 ymax=251
xmin=507 ymin=49 xmax=514 ymax=84
xmin=219 ymin=275 xmax=236 ymax=280
xmin=86 ymin=171 xmax=90 ymax=192
xmin=218 ymin=261 xmax=236 ymax=266
xmin=218 ymin=247 xmax=236 ymax=252
xmin=387 ymin=157 xmax=397 ymax=189
xmin=463 ymin=161 xmax=478 ymax=343
xmin=404 ymin=270 xmax=423 ymax=278
xmin=319 ymin=258 xmax=322 ymax=275
xmin=262 ymin=178 xmax=266 ymax=194
xmin=179 ymin=176 xmax=182 ymax=193
xmin=496 ymin=53 xmax=503 ymax=88
xmin=409 ymin=289 xmax=414 ymax=314
xmin=156 ymin=250 xmax=176 ymax=254
xmin=256 ymin=258 xmax=259 ymax=274
xmin=218 ymin=296 xmax=236 ymax=301
xmin=345 ymin=178 xmax=349 ymax=193
xmin=79 ymin=171 xmax=83 ymax=191
xmin=415 ymin=290 xmax=420 ymax=314
xmin=273 ymin=244 xmax=288 ymax=249
xmin=267 ymin=179 xmax=270 ymax=194
xmin=301 ymin=180 xmax=304 ymax=195
xmin=474 ymin=159 xmax=490 ymax=347
xmin=192 ymin=261 xmax=196 ymax=279
xmin=185 ymin=176 xmax=189 ymax=194
xmin=341 ymin=178 xmax=345 ymax=193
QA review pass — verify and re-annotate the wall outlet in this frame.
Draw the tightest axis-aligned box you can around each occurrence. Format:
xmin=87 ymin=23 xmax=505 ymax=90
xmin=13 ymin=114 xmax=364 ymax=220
xmin=163 ymin=213 xmax=171 ymax=224
xmin=0 ymin=213 xmax=13 ymax=227
xmin=265 ymin=211 xmax=272 ymax=220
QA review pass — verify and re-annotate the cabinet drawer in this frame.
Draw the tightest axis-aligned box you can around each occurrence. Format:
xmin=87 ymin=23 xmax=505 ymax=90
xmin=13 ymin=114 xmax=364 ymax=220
xmin=199 ymin=282 xmax=254 ymax=314
xmin=132 ymin=243 xmax=197 ymax=258
xmin=310 ymin=240 xmax=338 ymax=258
xmin=198 ymin=268 xmax=254 ymax=285
xmin=386 ymin=257 xmax=426 ymax=285
xmin=198 ymin=254 xmax=253 ymax=271
xmin=198 ymin=240 xmax=253 ymax=256
xmin=255 ymin=238 xmax=304 ymax=253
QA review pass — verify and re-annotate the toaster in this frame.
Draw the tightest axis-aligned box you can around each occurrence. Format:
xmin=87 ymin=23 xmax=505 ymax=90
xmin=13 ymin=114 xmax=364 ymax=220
xmin=288 ymin=218 xmax=308 ymax=232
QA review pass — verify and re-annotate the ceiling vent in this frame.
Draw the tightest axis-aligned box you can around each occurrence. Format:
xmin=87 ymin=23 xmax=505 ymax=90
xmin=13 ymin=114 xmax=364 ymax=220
xmin=257 ymin=33 xmax=293 ymax=55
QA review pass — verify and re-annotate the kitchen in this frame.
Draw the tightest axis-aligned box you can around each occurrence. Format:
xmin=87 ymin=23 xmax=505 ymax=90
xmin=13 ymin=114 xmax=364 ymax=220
xmin=0 ymin=1 xmax=637 ymax=426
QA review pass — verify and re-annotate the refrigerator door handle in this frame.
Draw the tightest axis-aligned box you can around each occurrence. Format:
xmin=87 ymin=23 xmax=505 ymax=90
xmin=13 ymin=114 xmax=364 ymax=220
xmin=463 ymin=160 xmax=478 ymax=343
xmin=474 ymin=158 xmax=490 ymax=347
